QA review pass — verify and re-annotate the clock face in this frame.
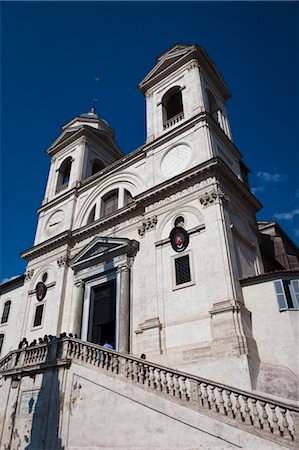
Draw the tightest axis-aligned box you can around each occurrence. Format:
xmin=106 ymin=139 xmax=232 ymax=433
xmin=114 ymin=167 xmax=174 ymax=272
xmin=46 ymin=210 xmax=65 ymax=235
xmin=161 ymin=144 xmax=191 ymax=177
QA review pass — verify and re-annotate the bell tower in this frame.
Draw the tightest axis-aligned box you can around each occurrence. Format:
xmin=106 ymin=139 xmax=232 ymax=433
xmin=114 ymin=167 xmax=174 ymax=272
xmin=138 ymin=44 xmax=247 ymax=185
xmin=34 ymin=109 xmax=123 ymax=245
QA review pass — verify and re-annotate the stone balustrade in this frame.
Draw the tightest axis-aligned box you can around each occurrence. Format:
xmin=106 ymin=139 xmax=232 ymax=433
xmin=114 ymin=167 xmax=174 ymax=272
xmin=163 ymin=112 xmax=184 ymax=130
xmin=1 ymin=338 xmax=298 ymax=447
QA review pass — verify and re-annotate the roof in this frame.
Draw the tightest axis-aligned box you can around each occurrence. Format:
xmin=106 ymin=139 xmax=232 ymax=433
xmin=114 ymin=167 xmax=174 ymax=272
xmin=138 ymin=43 xmax=231 ymax=99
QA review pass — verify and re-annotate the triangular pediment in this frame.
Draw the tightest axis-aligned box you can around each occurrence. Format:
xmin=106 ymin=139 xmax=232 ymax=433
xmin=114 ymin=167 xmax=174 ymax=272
xmin=139 ymin=44 xmax=195 ymax=91
xmin=71 ymin=236 xmax=138 ymax=270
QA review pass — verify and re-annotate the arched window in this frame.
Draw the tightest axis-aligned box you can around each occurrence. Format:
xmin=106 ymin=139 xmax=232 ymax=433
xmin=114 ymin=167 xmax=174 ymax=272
xmin=56 ymin=157 xmax=72 ymax=193
xmin=87 ymin=205 xmax=96 ymax=225
xmin=101 ymin=190 xmax=118 ymax=217
xmin=206 ymin=89 xmax=220 ymax=123
xmin=124 ymin=189 xmax=133 ymax=206
xmin=91 ymin=159 xmax=105 ymax=176
xmin=162 ymin=87 xmax=184 ymax=128
xmin=1 ymin=300 xmax=11 ymax=323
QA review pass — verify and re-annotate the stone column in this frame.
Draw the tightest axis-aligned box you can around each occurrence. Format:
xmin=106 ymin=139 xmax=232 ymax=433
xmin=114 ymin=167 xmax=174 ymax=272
xmin=73 ymin=280 xmax=85 ymax=338
xmin=117 ymin=264 xmax=131 ymax=353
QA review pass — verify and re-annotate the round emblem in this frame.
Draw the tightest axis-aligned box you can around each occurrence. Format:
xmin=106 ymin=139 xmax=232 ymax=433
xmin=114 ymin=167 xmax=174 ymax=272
xmin=170 ymin=227 xmax=189 ymax=252
xmin=36 ymin=282 xmax=47 ymax=301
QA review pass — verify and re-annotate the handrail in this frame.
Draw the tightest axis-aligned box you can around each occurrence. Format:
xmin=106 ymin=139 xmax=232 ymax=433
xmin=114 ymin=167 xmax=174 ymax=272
xmin=1 ymin=339 xmax=298 ymax=445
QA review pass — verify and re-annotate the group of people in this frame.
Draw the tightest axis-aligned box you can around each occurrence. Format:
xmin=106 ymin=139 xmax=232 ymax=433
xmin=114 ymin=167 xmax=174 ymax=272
xmin=18 ymin=332 xmax=77 ymax=349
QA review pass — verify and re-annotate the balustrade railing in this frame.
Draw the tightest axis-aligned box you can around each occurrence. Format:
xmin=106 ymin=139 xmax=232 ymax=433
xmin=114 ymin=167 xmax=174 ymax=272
xmin=1 ymin=338 xmax=298 ymax=445
xmin=163 ymin=112 xmax=184 ymax=130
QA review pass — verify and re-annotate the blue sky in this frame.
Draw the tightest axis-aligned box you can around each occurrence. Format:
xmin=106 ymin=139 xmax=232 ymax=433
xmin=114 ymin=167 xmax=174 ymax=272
xmin=1 ymin=1 xmax=298 ymax=282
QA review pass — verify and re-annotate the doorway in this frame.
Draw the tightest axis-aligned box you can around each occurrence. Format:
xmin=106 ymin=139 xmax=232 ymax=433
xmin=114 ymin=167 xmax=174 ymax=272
xmin=88 ymin=280 xmax=116 ymax=346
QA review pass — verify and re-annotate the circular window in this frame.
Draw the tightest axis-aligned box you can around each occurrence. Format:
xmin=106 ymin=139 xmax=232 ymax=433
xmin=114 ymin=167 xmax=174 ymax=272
xmin=161 ymin=144 xmax=191 ymax=177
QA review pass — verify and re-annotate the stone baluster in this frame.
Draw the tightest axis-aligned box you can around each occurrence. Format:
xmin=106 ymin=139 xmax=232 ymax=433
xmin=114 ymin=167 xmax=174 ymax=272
xmin=217 ymin=387 xmax=226 ymax=415
xmin=269 ymin=404 xmax=280 ymax=435
xmin=168 ymin=373 xmax=175 ymax=396
xmin=112 ymin=355 xmax=119 ymax=373
xmin=190 ymin=380 xmax=199 ymax=407
xmin=161 ymin=370 xmax=168 ymax=394
xmin=250 ymin=398 xmax=260 ymax=427
xmin=174 ymin=374 xmax=180 ymax=398
xmin=104 ymin=352 xmax=110 ymax=371
xmin=181 ymin=377 xmax=188 ymax=401
xmin=259 ymin=401 xmax=271 ymax=431
xmin=143 ymin=365 xmax=150 ymax=387
xmin=209 ymin=385 xmax=217 ymax=411
xmin=138 ymin=362 xmax=145 ymax=383
xmin=155 ymin=368 xmax=162 ymax=391
xmin=133 ymin=361 xmax=139 ymax=380
xmin=241 ymin=395 xmax=251 ymax=424
xmin=280 ymin=408 xmax=291 ymax=439
xmin=233 ymin=393 xmax=242 ymax=421
xmin=149 ymin=366 xmax=155 ymax=389
xmin=201 ymin=383 xmax=210 ymax=409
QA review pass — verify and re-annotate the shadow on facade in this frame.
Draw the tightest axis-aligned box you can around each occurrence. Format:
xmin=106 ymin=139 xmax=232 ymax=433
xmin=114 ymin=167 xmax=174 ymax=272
xmin=25 ymin=351 xmax=64 ymax=449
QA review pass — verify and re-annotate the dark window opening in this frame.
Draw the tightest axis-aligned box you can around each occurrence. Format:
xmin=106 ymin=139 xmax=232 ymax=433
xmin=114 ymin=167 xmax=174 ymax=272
xmin=274 ymin=279 xmax=299 ymax=311
xmin=1 ymin=300 xmax=11 ymax=323
xmin=175 ymin=255 xmax=191 ymax=285
xmin=89 ymin=280 xmax=116 ymax=346
xmin=102 ymin=190 xmax=118 ymax=217
xmin=162 ymin=87 xmax=184 ymax=126
xmin=124 ymin=189 xmax=133 ymax=206
xmin=206 ymin=89 xmax=220 ymax=124
xmin=56 ymin=157 xmax=72 ymax=193
xmin=91 ymin=159 xmax=105 ymax=176
xmin=87 ymin=205 xmax=96 ymax=225
xmin=33 ymin=304 xmax=44 ymax=327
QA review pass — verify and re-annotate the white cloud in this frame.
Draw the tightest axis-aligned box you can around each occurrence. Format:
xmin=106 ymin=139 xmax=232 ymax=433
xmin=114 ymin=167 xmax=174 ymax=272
xmin=256 ymin=171 xmax=287 ymax=183
xmin=273 ymin=209 xmax=299 ymax=221
xmin=251 ymin=186 xmax=264 ymax=194
xmin=1 ymin=275 xmax=20 ymax=284
xmin=294 ymin=229 xmax=299 ymax=237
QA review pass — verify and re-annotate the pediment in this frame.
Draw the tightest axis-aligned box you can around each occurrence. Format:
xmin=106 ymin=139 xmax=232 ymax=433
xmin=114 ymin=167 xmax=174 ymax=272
xmin=47 ymin=128 xmax=81 ymax=153
xmin=139 ymin=44 xmax=195 ymax=90
xmin=71 ymin=236 xmax=138 ymax=270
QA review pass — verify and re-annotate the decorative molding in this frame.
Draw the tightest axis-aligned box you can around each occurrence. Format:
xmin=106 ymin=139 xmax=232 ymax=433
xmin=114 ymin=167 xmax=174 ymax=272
xmin=74 ymin=279 xmax=84 ymax=288
xmin=146 ymin=179 xmax=214 ymax=213
xmin=188 ymin=60 xmax=199 ymax=70
xmin=138 ymin=215 xmax=158 ymax=236
xmin=155 ymin=224 xmax=205 ymax=247
xmin=199 ymin=187 xmax=229 ymax=207
xmin=57 ymin=255 xmax=69 ymax=267
xmin=135 ymin=317 xmax=162 ymax=335
xmin=117 ymin=261 xmax=132 ymax=273
xmin=25 ymin=269 xmax=34 ymax=281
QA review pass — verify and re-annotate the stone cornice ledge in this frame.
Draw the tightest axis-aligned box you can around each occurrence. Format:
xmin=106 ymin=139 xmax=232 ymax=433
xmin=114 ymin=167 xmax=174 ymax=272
xmin=21 ymin=231 xmax=70 ymax=262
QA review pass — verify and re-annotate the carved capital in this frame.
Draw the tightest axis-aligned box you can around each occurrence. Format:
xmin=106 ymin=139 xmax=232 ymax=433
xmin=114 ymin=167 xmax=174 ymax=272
xmin=138 ymin=215 xmax=158 ymax=236
xmin=57 ymin=255 xmax=69 ymax=267
xmin=74 ymin=279 xmax=84 ymax=288
xmin=199 ymin=187 xmax=229 ymax=207
xmin=25 ymin=269 xmax=34 ymax=281
xmin=117 ymin=261 xmax=132 ymax=273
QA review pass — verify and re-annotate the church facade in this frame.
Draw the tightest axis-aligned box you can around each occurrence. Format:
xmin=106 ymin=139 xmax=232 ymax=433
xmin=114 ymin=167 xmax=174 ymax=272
xmin=1 ymin=43 xmax=298 ymax=418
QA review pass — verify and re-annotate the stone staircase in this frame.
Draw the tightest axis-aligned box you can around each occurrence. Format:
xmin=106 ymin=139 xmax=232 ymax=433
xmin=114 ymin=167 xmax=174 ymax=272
xmin=1 ymin=338 xmax=298 ymax=449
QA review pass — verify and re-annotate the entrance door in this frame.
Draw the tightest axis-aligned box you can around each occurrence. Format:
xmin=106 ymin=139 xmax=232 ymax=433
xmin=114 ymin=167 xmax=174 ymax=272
xmin=88 ymin=280 xmax=116 ymax=346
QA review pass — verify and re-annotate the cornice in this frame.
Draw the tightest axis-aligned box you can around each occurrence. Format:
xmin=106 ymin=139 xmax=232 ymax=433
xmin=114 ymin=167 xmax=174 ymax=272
xmin=21 ymin=231 xmax=70 ymax=262
xmin=22 ymin=157 xmax=261 ymax=262
xmin=47 ymin=126 xmax=122 ymax=159
xmin=139 ymin=46 xmax=230 ymax=100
